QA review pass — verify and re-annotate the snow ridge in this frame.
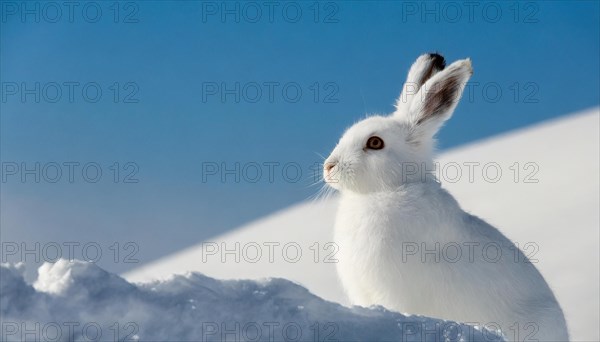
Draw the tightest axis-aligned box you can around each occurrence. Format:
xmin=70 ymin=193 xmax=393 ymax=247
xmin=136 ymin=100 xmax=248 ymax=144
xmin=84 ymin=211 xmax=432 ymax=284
xmin=1 ymin=260 xmax=503 ymax=341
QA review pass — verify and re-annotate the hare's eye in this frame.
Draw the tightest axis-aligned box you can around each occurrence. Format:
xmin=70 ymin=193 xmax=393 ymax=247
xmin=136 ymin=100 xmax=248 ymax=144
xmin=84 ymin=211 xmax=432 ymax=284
xmin=366 ymin=136 xmax=384 ymax=150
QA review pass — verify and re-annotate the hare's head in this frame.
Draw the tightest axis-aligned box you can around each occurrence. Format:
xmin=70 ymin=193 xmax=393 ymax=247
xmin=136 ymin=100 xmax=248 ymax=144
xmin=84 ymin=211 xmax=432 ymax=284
xmin=324 ymin=53 xmax=472 ymax=193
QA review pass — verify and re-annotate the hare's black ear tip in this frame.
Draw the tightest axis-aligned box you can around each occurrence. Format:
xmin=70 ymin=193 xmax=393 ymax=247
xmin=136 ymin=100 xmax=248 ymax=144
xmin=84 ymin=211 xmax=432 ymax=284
xmin=427 ymin=52 xmax=446 ymax=70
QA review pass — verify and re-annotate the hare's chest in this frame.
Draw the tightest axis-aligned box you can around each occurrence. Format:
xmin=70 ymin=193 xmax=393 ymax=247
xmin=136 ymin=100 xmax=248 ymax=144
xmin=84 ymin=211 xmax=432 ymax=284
xmin=333 ymin=215 xmax=398 ymax=306
xmin=333 ymin=193 xmax=450 ymax=306
xmin=334 ymin=193 xmax=430 ymax=251
xmin=333 ymin=196 xmax=413 ymax=299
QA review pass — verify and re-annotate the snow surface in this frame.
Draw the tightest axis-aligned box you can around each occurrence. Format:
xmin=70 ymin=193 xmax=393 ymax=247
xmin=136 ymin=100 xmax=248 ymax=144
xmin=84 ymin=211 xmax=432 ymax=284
xmin=125 ymin=108 xmax=600 ymax=341
xmin=1 ymin=260 xmax=503 ymax=341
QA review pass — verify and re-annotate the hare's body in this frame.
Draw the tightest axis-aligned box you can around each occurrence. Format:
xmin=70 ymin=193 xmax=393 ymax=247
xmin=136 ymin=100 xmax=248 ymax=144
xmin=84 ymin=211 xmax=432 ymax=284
xmin=324 ymin=54 xmax=568 ymax=341
xmin=334 ymin=181 xmax=568 ymax=341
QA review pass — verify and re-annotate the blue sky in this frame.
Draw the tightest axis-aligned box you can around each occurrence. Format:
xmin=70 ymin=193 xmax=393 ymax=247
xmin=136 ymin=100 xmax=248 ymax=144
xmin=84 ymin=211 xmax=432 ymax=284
xmin=1 ymin=1 xmax=599 ymax=274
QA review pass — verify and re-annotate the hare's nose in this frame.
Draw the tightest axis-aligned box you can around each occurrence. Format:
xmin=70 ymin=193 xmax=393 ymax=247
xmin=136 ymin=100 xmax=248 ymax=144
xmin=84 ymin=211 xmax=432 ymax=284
xmin=324 ymin=162 xmax=337 ymax=172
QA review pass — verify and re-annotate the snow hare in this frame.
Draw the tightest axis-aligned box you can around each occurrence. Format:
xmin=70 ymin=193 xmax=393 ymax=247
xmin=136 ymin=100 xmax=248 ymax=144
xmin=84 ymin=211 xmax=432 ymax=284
xmin=324 ymin=54 xmax=568 ymax=342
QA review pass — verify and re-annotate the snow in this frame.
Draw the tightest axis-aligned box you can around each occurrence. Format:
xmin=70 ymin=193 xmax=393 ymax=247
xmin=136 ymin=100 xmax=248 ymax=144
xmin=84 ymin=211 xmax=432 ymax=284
xmin=125 ymin=108 xmax=600 ymax=341
xmin=1 ymin=259 xmax=503 ymax=341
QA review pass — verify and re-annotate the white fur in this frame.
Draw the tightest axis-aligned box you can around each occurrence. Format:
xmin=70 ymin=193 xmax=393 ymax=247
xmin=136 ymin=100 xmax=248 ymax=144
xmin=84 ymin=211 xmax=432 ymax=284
xmin=324 ymin=55 xmax=568 ymax=341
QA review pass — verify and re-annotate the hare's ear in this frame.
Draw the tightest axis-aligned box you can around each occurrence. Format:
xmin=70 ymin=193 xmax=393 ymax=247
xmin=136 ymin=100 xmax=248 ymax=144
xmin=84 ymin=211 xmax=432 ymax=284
xmin=406 ymin=59 xmax=472 ymax=142
xmin=394 ymin=53 xmax=446 ymax=118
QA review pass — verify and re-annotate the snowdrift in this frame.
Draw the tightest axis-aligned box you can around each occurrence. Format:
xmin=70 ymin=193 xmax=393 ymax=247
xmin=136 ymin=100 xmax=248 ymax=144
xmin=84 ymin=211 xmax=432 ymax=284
xmin=0 ymin=259 xmax=503 ymax=341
